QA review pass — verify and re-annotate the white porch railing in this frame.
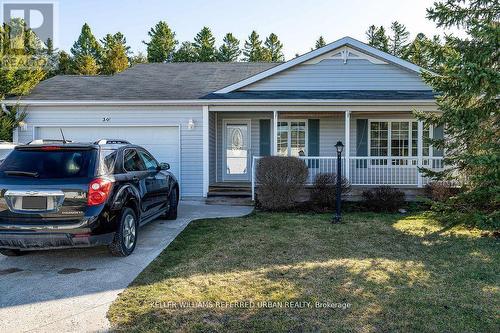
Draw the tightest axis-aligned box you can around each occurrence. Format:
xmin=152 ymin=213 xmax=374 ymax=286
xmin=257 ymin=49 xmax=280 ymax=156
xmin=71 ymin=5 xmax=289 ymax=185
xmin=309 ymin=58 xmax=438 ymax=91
xmin=251 ymin=156 xmax=445 ymax=200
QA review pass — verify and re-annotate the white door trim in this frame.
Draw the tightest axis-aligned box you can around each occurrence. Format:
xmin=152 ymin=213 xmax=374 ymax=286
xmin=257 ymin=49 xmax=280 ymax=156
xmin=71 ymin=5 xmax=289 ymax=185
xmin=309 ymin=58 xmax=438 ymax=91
xmin=222 ymin=119 xmax=252 ymax=182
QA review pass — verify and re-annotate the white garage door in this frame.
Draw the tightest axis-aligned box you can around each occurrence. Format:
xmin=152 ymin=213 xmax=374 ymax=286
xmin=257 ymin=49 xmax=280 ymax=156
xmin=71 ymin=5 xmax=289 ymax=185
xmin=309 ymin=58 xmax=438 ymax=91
xmin=35 ymin=126 xmax=180 ymax=180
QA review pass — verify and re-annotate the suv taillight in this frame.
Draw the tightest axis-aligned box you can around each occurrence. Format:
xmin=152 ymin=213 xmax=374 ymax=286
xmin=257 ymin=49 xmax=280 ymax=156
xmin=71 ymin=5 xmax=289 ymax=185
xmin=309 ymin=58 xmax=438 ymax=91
xmin=87 ymin=178 xmax=113 ymax=206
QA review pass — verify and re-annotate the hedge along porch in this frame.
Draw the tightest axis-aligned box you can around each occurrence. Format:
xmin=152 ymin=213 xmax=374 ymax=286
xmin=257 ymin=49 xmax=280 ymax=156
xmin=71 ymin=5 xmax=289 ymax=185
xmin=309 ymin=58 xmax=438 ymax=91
xmin=205 ymin=105 xmax=444 ymax=200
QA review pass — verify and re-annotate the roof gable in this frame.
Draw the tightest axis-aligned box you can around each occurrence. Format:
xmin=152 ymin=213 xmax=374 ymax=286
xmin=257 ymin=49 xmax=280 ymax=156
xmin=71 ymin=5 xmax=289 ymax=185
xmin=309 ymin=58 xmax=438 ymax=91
xmin=215 ymin=36 xmax=428 ymax=93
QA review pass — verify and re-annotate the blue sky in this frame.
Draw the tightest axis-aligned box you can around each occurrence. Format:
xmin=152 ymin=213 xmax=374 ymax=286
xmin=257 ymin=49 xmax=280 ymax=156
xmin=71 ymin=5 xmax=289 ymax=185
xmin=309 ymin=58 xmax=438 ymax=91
xmin=54 ymin=0 xmax=454 ymax=59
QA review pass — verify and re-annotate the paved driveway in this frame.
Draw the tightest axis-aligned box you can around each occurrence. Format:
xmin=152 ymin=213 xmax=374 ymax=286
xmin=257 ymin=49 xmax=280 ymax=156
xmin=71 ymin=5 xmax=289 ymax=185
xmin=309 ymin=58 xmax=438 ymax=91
xmin=0 ymin=201 xmax=253 ymax=333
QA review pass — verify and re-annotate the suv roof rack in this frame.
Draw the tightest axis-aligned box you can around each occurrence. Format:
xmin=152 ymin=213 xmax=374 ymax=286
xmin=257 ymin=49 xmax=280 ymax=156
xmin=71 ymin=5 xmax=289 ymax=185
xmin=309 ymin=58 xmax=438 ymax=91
xmin=94 ymin=139 xmax=131 ymax=145
xmin=28 ymin=139 xmax=74 ymax=144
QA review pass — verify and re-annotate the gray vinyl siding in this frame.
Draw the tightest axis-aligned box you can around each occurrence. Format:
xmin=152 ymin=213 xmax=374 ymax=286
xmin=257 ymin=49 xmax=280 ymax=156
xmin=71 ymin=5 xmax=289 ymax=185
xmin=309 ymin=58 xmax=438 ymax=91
xmin=241 ymin=59 xmax=431 ymax=91
xmin=16 ymin=105 xmax=204 ymax=197
xmin=209 ymin=111 xmax=216 ymax=184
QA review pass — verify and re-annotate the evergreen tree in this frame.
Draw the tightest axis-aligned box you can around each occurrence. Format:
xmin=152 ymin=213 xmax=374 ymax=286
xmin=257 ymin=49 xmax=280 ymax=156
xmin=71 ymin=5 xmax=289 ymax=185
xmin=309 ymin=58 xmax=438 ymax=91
xmin=314 ymin=36 xmax=326 ymax=49
xmin=46 ymin=38 xmax=54 ymax=55
xmin=263 ymin=33 xmax=284 ymax=61
xmin=44 ymin=38 xmax=60 ymax=76
xmin=70 ymin=23 xmax=102 ymax=63
xmin=243 ymin=31 xmax=265 ymax=62
xmin=101 ymin=32 xmax=130 ymax=74
xmin=218 ymin=33 xmax=241 ymax=62
xmin=172 ymin=41 xmax=197 ymax=62
xmin=144 ymin=21 xmax=177 ymax=63
xmin=72 ymin=54 xmax=99 ymax=75
xmin=366 ymin=25 xmax=389 ymax=52
xmin=416 ymin=0 xmax=500 ymax=224
xmin=0 ymin=20 xmax=46 ymax=99
xmin=388 ymin=21 xmax=410 ymax=56
xmin=57 ymin=51 xmax=72 ymax=74
xmin=101 ymin=32 xmax=130 ymax=55
xmin=102 ymin=43 xmax=129 ymax=74
xmin=0 ymin=20 xmax=46 ymax=141
xmin=402 ymin=33 xmax=444 ymax=70
xmin=193 ymin=26 xmax=217 ymax=62
xmin=130 ymin=52 xmax=148 ymax=66
xmin=366 ymin=25 xmax=377 ymax=45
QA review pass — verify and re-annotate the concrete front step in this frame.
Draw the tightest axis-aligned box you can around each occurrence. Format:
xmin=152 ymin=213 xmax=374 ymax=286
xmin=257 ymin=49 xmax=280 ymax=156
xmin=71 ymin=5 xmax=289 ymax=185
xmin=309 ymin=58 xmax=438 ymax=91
xmin=205 ymin=196 xmax=254 ymax=206
xmin=207 ymin=191 xmax=252 ymax=198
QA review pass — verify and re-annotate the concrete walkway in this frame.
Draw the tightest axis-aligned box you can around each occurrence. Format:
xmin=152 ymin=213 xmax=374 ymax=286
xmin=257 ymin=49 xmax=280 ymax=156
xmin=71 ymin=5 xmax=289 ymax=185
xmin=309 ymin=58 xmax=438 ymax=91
xmin=0 ymin=201 xmax=253 ymax=333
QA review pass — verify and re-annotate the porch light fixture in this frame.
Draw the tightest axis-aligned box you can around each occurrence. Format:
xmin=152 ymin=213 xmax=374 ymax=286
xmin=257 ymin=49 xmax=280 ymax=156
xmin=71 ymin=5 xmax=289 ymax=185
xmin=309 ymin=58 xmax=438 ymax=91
xmin=335 ymin=141 xmax=344 ymax=154
xmin=333 ymin=141 xmax=344 ymax=224
xmin=187 ymin=118 xmax=195 ymax=130
xmin=18 ymin=121 xmax=28 ymax=131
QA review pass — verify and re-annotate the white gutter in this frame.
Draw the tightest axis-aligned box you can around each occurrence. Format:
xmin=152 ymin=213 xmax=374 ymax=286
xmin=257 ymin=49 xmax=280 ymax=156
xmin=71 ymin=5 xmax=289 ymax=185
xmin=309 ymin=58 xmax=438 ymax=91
xmin=3 ymin=99 xmax=437 ymax=107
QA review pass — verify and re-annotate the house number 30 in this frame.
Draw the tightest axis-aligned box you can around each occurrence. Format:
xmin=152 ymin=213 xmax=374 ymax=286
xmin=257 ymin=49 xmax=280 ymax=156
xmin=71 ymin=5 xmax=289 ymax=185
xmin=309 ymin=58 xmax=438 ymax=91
xmin=102 ymin=117 xmax=111 ymax=122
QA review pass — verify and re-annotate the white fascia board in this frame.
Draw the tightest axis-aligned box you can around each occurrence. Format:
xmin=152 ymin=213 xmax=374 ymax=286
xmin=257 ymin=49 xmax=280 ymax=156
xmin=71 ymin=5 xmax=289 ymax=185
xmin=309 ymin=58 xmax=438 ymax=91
xmin=215 ymin=36 xmax=428 ymax=94
xmin=6 ymin=99 xmax=437 ymax=107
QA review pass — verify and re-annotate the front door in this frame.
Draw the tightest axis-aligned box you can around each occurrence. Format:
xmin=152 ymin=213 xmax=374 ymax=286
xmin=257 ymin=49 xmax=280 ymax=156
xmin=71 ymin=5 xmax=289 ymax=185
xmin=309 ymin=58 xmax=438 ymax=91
xmin=223 ymin=120 xmax=251 ymax=181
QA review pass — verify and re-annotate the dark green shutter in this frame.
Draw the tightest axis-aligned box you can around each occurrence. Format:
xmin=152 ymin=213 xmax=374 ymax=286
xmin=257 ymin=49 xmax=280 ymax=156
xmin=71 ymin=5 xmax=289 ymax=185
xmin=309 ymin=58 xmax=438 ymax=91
xmin=433 ymin=125 xmax=444 ymax=157
xmin=259 ymin=119 xmax=271 ymax=156
xmin=308 ymin=119 xmax=320 ymax=168
xmin=308 ymin=119 xmax=320 ymax=156
xmin=356 ymin=119 xmax=368 ymax=168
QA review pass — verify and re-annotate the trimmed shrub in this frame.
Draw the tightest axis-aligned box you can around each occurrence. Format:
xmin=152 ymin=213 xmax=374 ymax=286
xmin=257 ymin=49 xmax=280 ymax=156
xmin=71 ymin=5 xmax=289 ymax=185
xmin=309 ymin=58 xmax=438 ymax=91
xmin=425 ymin=181 xmax=461 ymax=202
xmin=310 ymin=173 xmax=351 ymax=209
xmin=256 ymin=156 xmax=308 ymax=211
xmin=362 ymin=186 xmax=406 ymax=212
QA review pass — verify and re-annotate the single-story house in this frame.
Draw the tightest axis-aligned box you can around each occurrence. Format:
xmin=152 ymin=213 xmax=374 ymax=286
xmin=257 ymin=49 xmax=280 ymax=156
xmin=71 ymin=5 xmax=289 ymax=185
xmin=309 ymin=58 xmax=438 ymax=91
xmin=8 ymin=37 xmax=443 ymax=199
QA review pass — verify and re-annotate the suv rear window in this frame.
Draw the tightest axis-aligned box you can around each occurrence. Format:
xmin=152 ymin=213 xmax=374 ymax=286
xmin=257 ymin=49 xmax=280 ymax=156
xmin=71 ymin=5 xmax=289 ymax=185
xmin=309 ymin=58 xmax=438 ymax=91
xmin=98 ymin=149 xmax=118 ymax=175
xmin=0 ymin=149 xmax=96 ymax=179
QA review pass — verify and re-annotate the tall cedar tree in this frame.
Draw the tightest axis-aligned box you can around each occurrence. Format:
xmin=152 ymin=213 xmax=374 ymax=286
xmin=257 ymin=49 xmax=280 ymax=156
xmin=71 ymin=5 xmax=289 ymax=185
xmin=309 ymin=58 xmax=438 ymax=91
xmin=57 ymin=51 xmax=71 ymax=74
xmin=315 ymin=36 xmax=326 ymax=49
xmin=0 ymin=19 xmax=46 ymax=140
xmin=243 ymin=31 xmax=265 ymax=61
xmin=144 ymin=21 xmax=177 ymax=63
xmin=172 ymin=42 xmax=197 ymax=62
xmin=71 ymin=23 xmax=102 ymax=74
xmin=101 ymin=33 xmax=130 ymax=74
xmin=263 ymin=33 xmax=284 ymax=61
xmin=389 ymin=21 xmax=410 ymax=56
xmin=218 ymin=33 xmax=241 ymax=62
xmin=193 ymin=27 xmax=217 ymax=62
xmin=416 ymin=0 xmax=500 ymax=225
xmin=366 ymin=25 xmax=389 ymax=52
xmin=403 ymin=33 xmax=444 ymax=71
xmin=72 ymin=55 xmax=99 ymax=75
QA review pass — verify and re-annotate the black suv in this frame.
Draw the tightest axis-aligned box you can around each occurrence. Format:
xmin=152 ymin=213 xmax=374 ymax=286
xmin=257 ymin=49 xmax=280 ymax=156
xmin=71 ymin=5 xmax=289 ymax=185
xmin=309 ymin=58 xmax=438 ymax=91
xmin=0 ymin=140 xmax=179 ymax=257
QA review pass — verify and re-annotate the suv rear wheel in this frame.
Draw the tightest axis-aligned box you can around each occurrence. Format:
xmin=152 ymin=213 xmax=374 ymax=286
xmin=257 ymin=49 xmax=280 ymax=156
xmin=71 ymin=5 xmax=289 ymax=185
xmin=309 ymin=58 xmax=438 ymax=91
xmin=108 ymin=208 xmax=138 ymax=257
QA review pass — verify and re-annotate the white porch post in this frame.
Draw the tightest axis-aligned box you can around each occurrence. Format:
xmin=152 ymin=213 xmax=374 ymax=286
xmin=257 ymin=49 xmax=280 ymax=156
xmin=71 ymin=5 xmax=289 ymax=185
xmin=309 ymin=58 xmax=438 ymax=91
xmin=344 ymin=111 xmax=351 ymax=180
xmin=202 ymin=105 xmax=209 ymax=197
xmin=417 ymin=120 xmax=424 ymax=188
xmin=273 ymin=110 xmax=278 ymax=155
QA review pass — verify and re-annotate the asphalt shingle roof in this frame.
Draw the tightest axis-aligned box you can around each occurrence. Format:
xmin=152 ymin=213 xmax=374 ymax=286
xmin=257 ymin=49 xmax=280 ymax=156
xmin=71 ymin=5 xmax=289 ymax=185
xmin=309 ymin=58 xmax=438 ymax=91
xmin=24 ymin=62 xmax=281 ymax=100
xmin=203 ymin=90 xmax=436 ymax=100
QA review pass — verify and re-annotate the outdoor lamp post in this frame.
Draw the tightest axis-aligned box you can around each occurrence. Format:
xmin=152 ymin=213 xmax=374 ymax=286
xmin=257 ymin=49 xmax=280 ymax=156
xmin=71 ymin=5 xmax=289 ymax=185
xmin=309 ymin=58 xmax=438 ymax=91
xmin=333 ymin=141 xmax=344 ymax=224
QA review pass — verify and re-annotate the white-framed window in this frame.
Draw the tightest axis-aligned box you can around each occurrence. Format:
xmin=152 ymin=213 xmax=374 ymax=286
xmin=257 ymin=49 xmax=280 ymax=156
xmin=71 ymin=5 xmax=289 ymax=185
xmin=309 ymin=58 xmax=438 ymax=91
xmin=277 ymin=120 xmax=307 ymax=157
xmin=368 ymin=120 xmax=432 ymax=165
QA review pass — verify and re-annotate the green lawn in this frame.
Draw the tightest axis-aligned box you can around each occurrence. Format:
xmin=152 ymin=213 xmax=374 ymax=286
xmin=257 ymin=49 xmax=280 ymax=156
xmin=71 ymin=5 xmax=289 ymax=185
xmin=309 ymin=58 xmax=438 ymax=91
xmin=108 ymin=212 xmax=499 ymax=332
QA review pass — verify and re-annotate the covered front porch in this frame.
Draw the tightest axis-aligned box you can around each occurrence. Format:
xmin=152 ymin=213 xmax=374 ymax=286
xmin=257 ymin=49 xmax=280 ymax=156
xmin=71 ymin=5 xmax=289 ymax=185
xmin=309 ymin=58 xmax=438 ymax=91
xmin=205 ymin=107 xmax=444 ymax=198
